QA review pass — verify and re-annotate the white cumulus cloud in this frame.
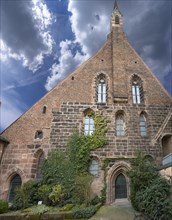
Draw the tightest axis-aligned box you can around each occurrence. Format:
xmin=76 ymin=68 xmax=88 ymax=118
xmin=45 ymin=40 xmax=88 ymax=91
xmin=45 ymin=0 xmax=113 ymax=91
xmin=0 ymin=0 xmax=54 ymax=72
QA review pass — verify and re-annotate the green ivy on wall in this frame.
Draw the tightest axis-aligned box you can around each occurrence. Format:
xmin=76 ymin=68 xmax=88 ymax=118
xmin=68 ymin=113 xmax=108 ymax=174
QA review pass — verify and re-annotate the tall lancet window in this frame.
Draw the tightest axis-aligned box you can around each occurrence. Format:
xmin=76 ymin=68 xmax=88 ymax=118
xmin=84 ymin=115 xmax=94 ymax=135
xmin=9 ymin=174 xmax=22 ymax=202
xmin=132 ymin=75 xmax=143 ymax=104
xmin=116 ymin=112 xmax=125 ymax=136
xmin=36 ymin=153 xmax=45 ymax=180
xmin=139 ymin=113 xmax=147 ymax=137
xmin=97 ymin=74 xmax=106 ymax=103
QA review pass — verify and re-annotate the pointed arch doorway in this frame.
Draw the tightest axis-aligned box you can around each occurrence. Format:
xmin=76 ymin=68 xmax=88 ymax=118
xmin=115 ymin=173 xmax=127 ymax=199
xmin=106 ymin=162 xmax=130 ymax=204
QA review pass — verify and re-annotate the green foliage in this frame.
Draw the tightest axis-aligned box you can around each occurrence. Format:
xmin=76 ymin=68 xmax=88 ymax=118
xmin=90 ymin=195 xmax=102 ymax=206
xmin=102 ymin=158 xmax=110 ymax=171
xmin=128 ymin=152 xmax=158 ymax=195
xmin=136 ymin=177 xmax=172 ymax=219
xmin=12 ymin=186 xmax=29 ymax=210
xmin=127 ymin=151 xmax=172 ymax=219
xmin=38 ymin=113 xmax=107 ymax=209
xmin=0 ymin=199 xmax=8 ymax=214
xmin=21 ymin=207 xmax=32 ymax=213
xmin=12 ymin=180 xmax=40 ymax=210
xmin=91 ymin=113 xmax=108 ymax=149
xmin=49 ymin=184 xmax=64 ymax=204
xmin=68 ymin=132 xmax=91 ymax=174
xmin=38 ymin=184 xmax=51 ymax=205
xmin=99 ymin=158 xmax=110 ymax=204
xmin=68 ymin=114 xmax=107 ymax=174
xmin=41 ymin=149 xmax=75 ymax=191
xmin=73 ymin=175 xmax=93 ymax=205
xmin=25 ymin=180 xmax=40 ymax=204
xmin=31 ymin=204 xmax=49 ymax=215
xmin=72 ymin=205 xmax=97 ymax=219
xmin=59 ymin=203 xmax=74 ymax=211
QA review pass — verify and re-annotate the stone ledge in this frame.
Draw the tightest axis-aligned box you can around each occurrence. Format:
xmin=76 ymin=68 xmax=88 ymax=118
xmin=0 ymin=212 xmax=73 ymax=220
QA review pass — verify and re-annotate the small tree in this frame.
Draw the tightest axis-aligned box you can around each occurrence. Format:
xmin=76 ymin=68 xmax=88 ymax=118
xmin=127 ymin=151 xmax=172 ymax=219
xmin=41 ymin=149 xmax=76 ymax=192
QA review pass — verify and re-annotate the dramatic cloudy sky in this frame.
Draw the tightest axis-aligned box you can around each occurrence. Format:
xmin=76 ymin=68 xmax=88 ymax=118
xmin=0 ymin=0 xmax=172 ymax=132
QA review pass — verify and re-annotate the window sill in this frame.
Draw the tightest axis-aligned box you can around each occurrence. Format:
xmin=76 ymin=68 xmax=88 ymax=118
xmin=97 ymin=102 xmax=107 ymax=105
xmin=132 ymin=103 xmax=145 ymax=107
xmin=34 ymin=138 xmax=42 ymax=141
xmin=140 ymin=136 xmax=148 ymax=139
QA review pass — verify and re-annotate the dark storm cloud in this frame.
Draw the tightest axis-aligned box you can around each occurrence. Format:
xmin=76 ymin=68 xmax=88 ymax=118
xmin=1 ymin=0 xmax=49 ymax=63
xmin=124 ymin=1 xmax=171 ymax=68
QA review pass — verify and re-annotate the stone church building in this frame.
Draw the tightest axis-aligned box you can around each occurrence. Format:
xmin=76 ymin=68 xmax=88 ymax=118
xmin=0 ymin=2 xmax=172 ymax=204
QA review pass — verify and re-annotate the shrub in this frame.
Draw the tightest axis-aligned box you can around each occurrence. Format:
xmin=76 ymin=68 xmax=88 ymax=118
xmin=12 ymin=185 xmax=29 ymax=210
xmin=12 ymin=180 xmax=40 ymax=210
xmin=31 ymin=204 xmax=50 ymax=215
xmin=59 ymin=204 xmax=74 ymax=211
xmin=38 ymin=184 xmax=51 ymax=205
xmin=0 ymin=199 xmax=8 ymax=214
xmin=127 ymin=151 xmax=172 ymax=219
xmin=24 ymin=180 xmax=40 ymax=205
xmin=72 ymin=205 xmax=97 ymax=219
xmin=135 ymin=177 xmax=172 ymax=219
xmin=49 ymin=184 xmax=64 ymax=205
xmin=41 ymin=149 xmax=75 ymax=191
xmin=73 ymin=175 xmax=93 ymax=205
xmin=90 ymin=195 xmax=102 ymax=206
xmin=127 ymin=152 xmax=159 ymax=210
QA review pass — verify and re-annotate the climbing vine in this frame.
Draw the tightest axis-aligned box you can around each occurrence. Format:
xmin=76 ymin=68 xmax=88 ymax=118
xmin=100 ymin=158 xmax=111 ymax=204
xmin=68 ymin=113 xmax=108 ymax=174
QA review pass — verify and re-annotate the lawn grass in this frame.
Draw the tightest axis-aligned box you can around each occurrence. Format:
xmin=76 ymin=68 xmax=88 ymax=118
xmin=90 ymin=205 xmax=134 ymax=220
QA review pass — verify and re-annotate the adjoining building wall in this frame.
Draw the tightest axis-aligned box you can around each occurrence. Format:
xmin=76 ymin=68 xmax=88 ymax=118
xmin=160 ymin=166 xmax=172 ymax=180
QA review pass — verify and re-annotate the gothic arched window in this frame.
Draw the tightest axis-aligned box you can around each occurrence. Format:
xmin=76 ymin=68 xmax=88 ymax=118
xmin=139 ymin=113 xmax=147 ymax=137
xmin=132 ymin=75 xmax=144 ymax=104
xmin=9 ymin=174 xmax=22 ymax=202
xmin=84 ymin=115 xmax=94 ymax=135
xmin=89 ymin=159 xmax=99 ymax=176
xmin=36 ymin=153 xmax=45 ymax=179
xmin=97 ymin=74 xmax=106 ymax=103
xmin=116 ymin=112 xmax=125 ymax=136
xmin=115 ymin=15 xmax=119 ymax=24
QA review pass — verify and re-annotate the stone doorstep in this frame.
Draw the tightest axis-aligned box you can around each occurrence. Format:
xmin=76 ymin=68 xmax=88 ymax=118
xmin=112 ymin=198 xmax=131 ymax=208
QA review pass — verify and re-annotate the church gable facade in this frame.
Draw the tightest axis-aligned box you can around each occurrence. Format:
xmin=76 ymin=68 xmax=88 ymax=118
xmin=0 ymin=2 xmax=172 ymax=204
